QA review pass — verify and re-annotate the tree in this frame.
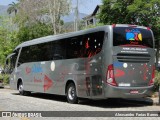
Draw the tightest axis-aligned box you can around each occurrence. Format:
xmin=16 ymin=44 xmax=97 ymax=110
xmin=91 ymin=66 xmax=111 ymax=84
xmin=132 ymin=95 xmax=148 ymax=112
xmin=13 ymin=0 xmax=71 ymax=34
xmin=99 ymin=0 xmax=134 ymax=24
xmin=0 ymin=16 xmax=16 ymax=65
xmin=7 ymin=2 xmax=19 ymax=15
xmin=47 ymin=0 xmax=71 ymax=34
xmin=16 ymin=22 xmax=53 ymax=43
xmin=99 ymin=0 xmax=160 ymax=26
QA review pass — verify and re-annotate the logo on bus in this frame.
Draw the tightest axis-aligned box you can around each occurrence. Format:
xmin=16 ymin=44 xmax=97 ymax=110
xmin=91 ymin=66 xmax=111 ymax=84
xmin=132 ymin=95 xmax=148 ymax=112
xmin=126 ymin=29 xmax=142 ymax=41
xmin=25 ymin=63 xmax=43 ymax=75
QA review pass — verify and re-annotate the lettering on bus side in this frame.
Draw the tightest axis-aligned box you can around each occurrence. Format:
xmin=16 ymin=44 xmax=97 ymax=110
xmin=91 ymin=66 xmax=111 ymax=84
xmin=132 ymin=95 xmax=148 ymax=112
xmin=25 ymin=63 xmax=43 ymax=75
xmin=43 ymin=75 xmax=53 ymax=92
xmin=34 ymin=77 xmax=42 ymax=83
xmin=33 ymin=74 xmax=53 ymax=92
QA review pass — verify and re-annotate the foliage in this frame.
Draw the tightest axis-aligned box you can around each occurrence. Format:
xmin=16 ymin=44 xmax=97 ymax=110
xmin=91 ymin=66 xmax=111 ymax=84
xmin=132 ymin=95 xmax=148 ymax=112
xmin=0 ymin=74 xmax=9 ymax=85
xmin=155 ymin=71 xmax=160 ymax=92
xmin=99 ymin=0 xmax=133 ymax=24
xmin=99 ymin=0 xmax=160 ymax=39
xmin=83 ymin=23 xmax=105 ymax=29
xmin=12 ymin=0 xmax=71 ymax=34
xmin=17 ymin=22 xmax=53 ymax=43
xmin=0 ymin=17 xmax=17 ymax=65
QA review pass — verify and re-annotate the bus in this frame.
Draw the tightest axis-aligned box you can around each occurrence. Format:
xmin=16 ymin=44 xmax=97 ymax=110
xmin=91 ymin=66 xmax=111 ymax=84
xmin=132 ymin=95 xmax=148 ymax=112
xmin=6 ymin=24 xmax=155 ymax=104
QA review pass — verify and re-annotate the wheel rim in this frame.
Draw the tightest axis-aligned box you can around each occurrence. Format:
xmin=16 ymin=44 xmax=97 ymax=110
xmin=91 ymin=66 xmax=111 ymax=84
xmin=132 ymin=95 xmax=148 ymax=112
xmin=19 ymin=84 xmax=23 ymax=93
xmin=68 ymin=86 xmax=75 ymax=100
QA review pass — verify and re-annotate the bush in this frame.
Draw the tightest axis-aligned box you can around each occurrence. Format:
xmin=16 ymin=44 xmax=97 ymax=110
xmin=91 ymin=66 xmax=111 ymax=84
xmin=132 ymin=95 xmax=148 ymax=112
xmin=0 ymin=74 xmax=9 ymax=85
xmin=154 ymin=71 xmax=160 ymax=92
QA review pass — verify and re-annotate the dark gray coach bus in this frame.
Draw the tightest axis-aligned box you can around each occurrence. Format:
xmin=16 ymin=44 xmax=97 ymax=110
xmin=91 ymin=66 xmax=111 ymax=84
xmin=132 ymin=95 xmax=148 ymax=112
xmin=6 ymin=24 xmax=155 ymax=104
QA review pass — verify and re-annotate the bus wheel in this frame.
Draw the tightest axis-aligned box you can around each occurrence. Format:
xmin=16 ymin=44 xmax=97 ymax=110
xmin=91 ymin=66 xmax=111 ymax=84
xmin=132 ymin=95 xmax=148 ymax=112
xmin=66 ymin=83 xmax=78 ymax=104
xmin=18 ymin=81 xmax=30 ymax=96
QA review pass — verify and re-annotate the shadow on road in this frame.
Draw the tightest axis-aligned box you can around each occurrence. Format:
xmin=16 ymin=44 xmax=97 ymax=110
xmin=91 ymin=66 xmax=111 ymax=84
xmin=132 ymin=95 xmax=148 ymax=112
xmin=12 ymin=92 xmax=154 ymax=108
xmin=79 ymin=98 xmax=153 ymax=108
xmin=12 ymin=92 xmax=67 ymax=103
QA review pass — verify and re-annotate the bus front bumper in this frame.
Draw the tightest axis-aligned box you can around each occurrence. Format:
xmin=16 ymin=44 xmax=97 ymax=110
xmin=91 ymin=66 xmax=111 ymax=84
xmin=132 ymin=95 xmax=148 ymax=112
xmin=104 ymin=85 xmax=154 ymax=98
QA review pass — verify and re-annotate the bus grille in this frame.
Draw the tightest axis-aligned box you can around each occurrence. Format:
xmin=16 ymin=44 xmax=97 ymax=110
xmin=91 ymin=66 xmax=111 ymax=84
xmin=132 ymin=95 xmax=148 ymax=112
xmin=116 ymin=53 xmax=151 ymax=63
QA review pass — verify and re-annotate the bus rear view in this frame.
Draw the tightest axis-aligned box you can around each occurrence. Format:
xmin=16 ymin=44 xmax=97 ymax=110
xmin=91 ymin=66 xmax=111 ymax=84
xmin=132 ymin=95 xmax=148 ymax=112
xmin=105 ymin=24 xmax=155 ymax=98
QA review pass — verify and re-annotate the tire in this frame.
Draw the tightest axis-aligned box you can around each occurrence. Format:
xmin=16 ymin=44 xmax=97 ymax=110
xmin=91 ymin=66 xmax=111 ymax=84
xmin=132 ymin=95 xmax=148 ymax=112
xmin=66 ymin=83 xmax=78 ymax=104
xmin=18 ymin=81 xmax=31 ymax=96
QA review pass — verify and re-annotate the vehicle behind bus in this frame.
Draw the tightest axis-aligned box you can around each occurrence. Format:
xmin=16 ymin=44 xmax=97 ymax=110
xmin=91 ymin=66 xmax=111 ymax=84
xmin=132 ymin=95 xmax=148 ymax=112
xmin=6 ymin=24 xmax=155 ymax=104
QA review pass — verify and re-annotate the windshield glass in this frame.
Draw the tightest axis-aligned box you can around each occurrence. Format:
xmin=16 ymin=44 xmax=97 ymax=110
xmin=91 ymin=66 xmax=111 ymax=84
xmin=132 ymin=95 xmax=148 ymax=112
xmin=113 ymin=27 xmax=153 ymax=48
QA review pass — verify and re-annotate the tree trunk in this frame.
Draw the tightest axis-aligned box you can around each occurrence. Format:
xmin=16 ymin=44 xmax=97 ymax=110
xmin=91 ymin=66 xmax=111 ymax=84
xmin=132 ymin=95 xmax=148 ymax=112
xmin=48 ymin=0 xmax=55 ymax=34
xmin=57 ymin=1 xmax=62 ymax=33
xmin=53 ymin=0 xmax=57 ymax=35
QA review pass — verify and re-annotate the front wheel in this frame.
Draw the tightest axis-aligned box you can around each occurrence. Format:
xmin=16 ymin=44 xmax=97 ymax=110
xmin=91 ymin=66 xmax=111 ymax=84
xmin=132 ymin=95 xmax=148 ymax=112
xmin=18 ymin=81 xmax=31 ymax=96
xmin=66 ymin=83 xmax=78 ymax=104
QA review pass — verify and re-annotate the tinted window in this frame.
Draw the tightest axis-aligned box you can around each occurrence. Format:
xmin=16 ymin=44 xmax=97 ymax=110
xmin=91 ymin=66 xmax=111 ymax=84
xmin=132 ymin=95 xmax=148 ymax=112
xmin=52 ymin=40 xmax=66 ymax=60
xmin=19 ymin=40 xmax=66 ymax=64
xmin=19 ymin=31 xmax=105 ymax=63
xmin=83 ymin=31 xmax=104 ymax=57
xmin=19 ymin=47 xmax=30 ymax=64
xmin=66 ymin=36 xmax=83 ymax=59
xmin=113 ymin=27 xmax=153 ymax=48
xmin=66 ymin=31 xmax=105 ymax=59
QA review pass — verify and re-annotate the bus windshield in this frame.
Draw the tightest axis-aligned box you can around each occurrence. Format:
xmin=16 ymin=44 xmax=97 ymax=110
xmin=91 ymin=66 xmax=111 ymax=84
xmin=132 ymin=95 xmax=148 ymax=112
xmin=113 ymin=27 xmax=153 ymax=48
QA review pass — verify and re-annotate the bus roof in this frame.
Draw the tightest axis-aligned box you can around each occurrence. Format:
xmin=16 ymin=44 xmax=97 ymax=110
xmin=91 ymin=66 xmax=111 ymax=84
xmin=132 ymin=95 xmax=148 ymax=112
xmin=14 ymin=24 xmax=149 ymax=50
xmin=14 ymin=25 xmax=109 ymax=50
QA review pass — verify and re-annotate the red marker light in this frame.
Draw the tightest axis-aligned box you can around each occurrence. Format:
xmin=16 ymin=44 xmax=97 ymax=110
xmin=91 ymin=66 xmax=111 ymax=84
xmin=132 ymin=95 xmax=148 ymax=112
xmin=112 ymin=24 xmax=116 ymax=28
xmin=149 ymin=66 xmax=155 ymax=86
xmin=147 ymin=27 xmax=150 ymax=30
xmin=106 ymin=64 xmax=117 ymax=86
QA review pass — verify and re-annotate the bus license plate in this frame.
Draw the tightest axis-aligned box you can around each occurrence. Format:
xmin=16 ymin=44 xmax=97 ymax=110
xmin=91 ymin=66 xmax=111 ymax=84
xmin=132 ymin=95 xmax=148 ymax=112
xmin=130 ymin=90 xmax=139 ymax=94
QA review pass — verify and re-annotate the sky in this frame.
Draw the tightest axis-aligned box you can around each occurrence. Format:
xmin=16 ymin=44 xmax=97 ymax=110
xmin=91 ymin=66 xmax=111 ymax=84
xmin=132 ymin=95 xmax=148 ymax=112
xmin=0 ymin=0 xmax=102 ymax=14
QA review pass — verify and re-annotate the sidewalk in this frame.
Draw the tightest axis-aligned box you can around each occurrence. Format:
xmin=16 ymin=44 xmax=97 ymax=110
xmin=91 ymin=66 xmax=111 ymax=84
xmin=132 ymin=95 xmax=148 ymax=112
xmin=151 ymin=97 xmax=159 ymax=105
xmin=4 ymin=85 xmax=10 ymax=89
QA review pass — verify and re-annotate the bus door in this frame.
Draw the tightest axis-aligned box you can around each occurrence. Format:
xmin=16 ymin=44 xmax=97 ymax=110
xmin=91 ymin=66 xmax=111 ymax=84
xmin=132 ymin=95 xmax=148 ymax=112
xmin=5 ymin=53 xmax=18 ymax=89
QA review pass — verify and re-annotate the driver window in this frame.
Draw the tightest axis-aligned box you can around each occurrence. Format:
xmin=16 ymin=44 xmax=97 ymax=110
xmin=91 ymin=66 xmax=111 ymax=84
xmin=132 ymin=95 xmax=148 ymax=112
xmin=5 ymin=55 xmax=15 ymax=74
xmin=5 ymin=50 xmax=19 ymax=73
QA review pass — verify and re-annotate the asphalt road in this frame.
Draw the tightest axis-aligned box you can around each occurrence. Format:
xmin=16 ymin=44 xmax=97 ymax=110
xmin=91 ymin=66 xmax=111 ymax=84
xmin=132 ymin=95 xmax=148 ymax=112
xmin=0 ymin=88 xmax=159 ymax=120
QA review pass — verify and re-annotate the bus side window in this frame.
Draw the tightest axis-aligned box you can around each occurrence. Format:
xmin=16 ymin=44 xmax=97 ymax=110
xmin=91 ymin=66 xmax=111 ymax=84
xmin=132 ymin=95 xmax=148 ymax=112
xmin=38 ymin=42 xmax=52 ymax=61
xmin=66 ymin=36 xmax=83 ymax=59
xmin=51 ymin=40 xmax=66 ymax=60
xmin=18 ymin=47 xmax=30 ymax=65
xmin=83 ymin=31 xmax=105 ymax=57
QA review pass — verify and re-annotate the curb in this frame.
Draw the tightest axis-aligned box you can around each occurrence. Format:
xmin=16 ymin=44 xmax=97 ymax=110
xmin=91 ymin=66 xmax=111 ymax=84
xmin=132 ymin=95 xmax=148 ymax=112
xmin=151 ymin=98 xmax=159 ymax=106
xmin=4 ymin=85 xmax=10 ymax=89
